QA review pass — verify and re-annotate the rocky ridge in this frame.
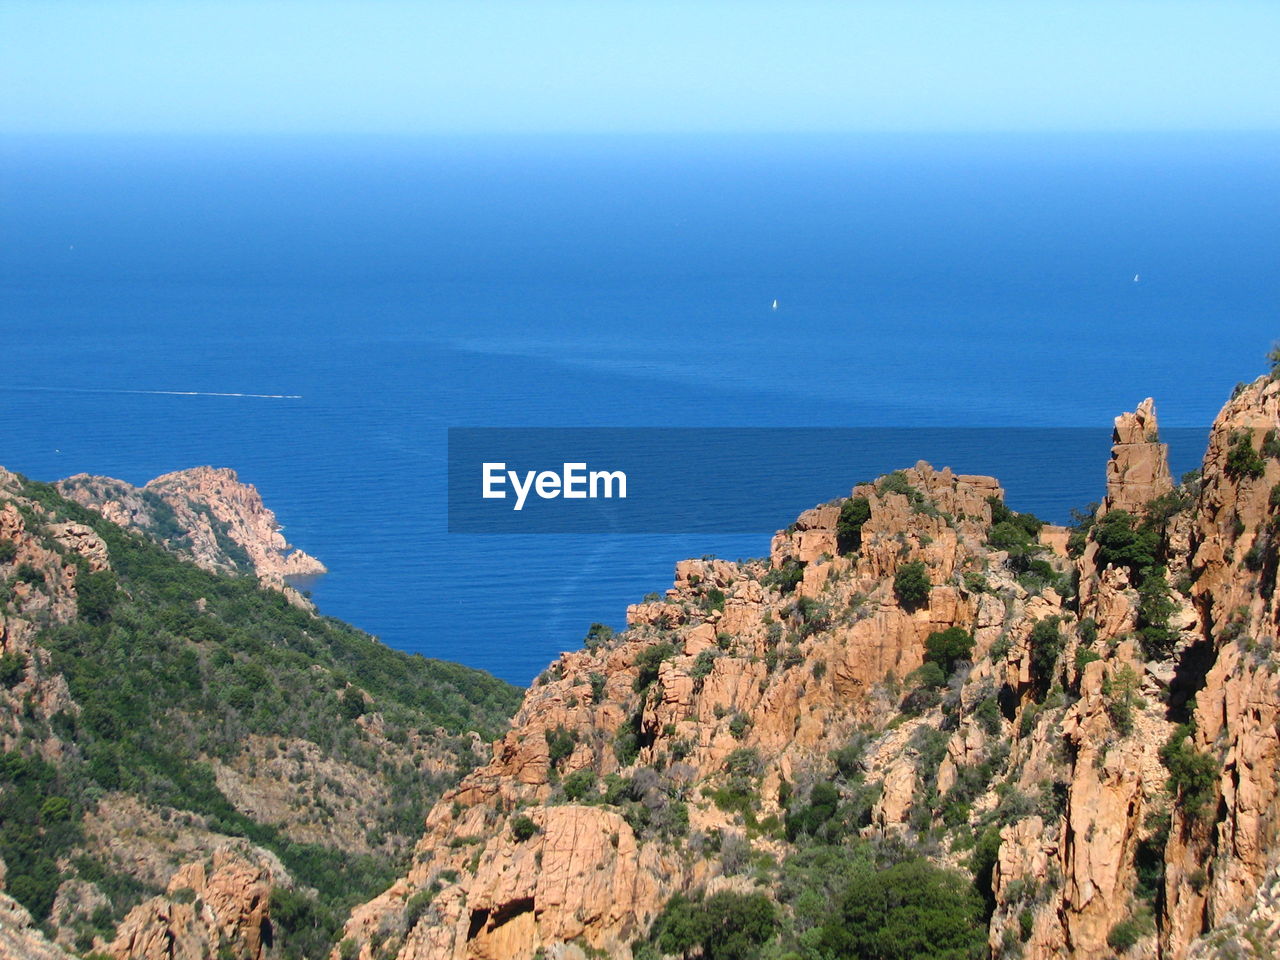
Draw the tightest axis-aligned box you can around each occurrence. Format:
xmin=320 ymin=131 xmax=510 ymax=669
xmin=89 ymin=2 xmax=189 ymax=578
xmin=337 ymin=377 xmax=1280 ymax=960
xmin=57 ymin=466 xmax=326 ymax=601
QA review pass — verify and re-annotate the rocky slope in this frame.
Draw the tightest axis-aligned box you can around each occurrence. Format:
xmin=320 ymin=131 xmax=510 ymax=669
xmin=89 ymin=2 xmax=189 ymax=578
xmin=0 ymin=469 xmax=521 ymax=959
xmin=336 ymin=373 xmax=1280 ymax=960
xmin=57 ymin=466 xmax=326 ymax=601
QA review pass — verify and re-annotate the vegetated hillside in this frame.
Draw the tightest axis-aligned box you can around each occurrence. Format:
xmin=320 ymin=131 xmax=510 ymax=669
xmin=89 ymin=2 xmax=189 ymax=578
xmin=338 ymin=369 xmax=1280 ymax=960
xmin=0 ymin=471 xmax=522 ymax=960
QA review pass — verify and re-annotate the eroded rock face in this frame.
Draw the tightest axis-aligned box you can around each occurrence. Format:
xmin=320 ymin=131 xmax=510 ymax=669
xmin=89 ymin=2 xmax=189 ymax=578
xmin=336 ymin=466 xmax=1055 ymax=960
xmin=1103 ymin=397 xmax=1174 ymax=515
xmin=1 ymin=482 xmax=86 ymax=760
xmin=0 ymin=889 xmax=78 ymax=960
xmin=57 ymin=466 xmax=326 ymax=593
xmin=340 ymin=383 xmax=1280 ymax=960
xmin=107 ymin=847 xmax=277 ymax=960
xmin=1159 ymin=377 xmax=1280 ymax=959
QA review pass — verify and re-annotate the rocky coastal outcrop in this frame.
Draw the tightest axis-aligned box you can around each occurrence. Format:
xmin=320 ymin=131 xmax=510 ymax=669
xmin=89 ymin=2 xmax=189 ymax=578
xmin=57 ymin=466 xmax=325 ymax=599
xmin=338 ymin=376 xmax=1280 ymax=960
xmin=8 ymin=367 xmax=1280 ymax=960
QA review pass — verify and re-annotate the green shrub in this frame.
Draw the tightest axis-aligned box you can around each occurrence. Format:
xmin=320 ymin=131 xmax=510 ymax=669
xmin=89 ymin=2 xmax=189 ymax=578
xmin=791 ymin=595 xmax=832 ymax=638
xmin=1137 ymin=567 xmax=1178 ymax=658
xmin=1102 ymin=665 xmax=1140 ymax=736
xmin=75 ymin=569 xmax=117 ymax=625
xmin=0 ymin=538 xmax=17 ymax=564
xmin=588 ymin=671 xmax=607 ymax=703
xmin=908 ymin=661 xmax=946 ymax=689
xmin=583 ymin=622 xmax=614 ymax=651
xmin=1225 ymin=432 xmax=1266 ymax=481
xmin=879 ymin=472 xmax=917 ymax=498
xmin=988 ymin=520 xmax=1033 ymax=554
xmin=1106 ymin=912 xmax=1153 ymax=953
xmin=650 ymin=890 xmax=778 ymax=960
xmin=1160 ymin=726 xmax=1219 ymax=822
xmin=837 ymin=496 xmax=872 ymax=554
xmin=1066 ymin=502 xmax=1100 ymax=557
xmin=1028 ymin=617 xmax=1064 ymax=693
xmin=14 ymin=562 xmax=44 ymax=587
xmin=1134 ymin=812 xmax=1170 ymax=903
xmin=339 ymin=687 xmax=366 ymax=720
xmin=1078 ymin=616 xmax=1098 ymax=645
xmin=614 ymin=720 xmax=641 ymax=767
xmin=269 ymin=886 xmax=343 ymax=960
xmin=510 ymin=814 xmax=538 ymax=842
xmin=1073 ymin=648 xmax=1101 ymax=673
xmin=900 ymin=661 xmax=947 ymax=715
xmin=633 ymin=642 xmax=676 ymax=692
xmin=0 ymin=751 xmax=81 ymax=921
xmin=1263 ymin=429 xmax=1280 ymax=459
xmin=562 ymin=768 xmax=597 ymax=802
xmin=815 ymin=858 xmax=986 ymax=960
xmin=783 ymin=779 xmax=879 ymax=844
xmin=1092 ymin=510 xmax=1160 ymax=585
xmin=691 ymin=650 xmax=717 ymax=685
xmin=762 ymin=559 xmax=804 ymax=595
xmin=545 ymin=725 xmax=577 ymax=769
xmin=974 ymin=697 xmax=1001 ymax=736
xmin=0 ymin=651 xmax=26 ymax=688
xmin=403 ymin=888 xmax=436 ymax=931
xmin=924 ymin=627 xmax=975 ymax=675
xmin=893 ymin=562 xmax=931 ymax=609
xmin=830 ymin=734 xmax=870 ymax=779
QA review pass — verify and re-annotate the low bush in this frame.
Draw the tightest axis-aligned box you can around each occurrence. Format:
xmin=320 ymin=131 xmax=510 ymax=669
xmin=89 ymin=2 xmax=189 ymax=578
xmin=1160 ymin=726 xmax=1219 ymax=823
xmin=1225 ymin=431 xmax=1266 ymax=481
xmin=815 ymin=858 xmax=987 ymax=960
xmin=510 ymin=815 xmax=538 ymax=842
xmin=649 ymin=890 xmax=778 ymax=960
xmin=924 ymin=627 xmax=975 ymax=676
xmin=837 ymin=496 xmax=872 ymax=554
xmin=893 ymin=562 xmax=931 ymax=609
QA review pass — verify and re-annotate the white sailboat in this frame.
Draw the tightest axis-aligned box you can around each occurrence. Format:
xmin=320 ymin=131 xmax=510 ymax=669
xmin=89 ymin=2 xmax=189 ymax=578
xmin=771 ymin=299 xmax=779 ymax=310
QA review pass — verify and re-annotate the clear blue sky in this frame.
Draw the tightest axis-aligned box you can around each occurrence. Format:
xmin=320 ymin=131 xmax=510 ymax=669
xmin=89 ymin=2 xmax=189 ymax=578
xmin=2 ymin=0 xmax=1277 ymax=134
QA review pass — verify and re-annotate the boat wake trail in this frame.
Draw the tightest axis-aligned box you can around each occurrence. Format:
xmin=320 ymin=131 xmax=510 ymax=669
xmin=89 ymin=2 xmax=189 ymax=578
xmin=1 ymin=386 xmax=302 ymax=400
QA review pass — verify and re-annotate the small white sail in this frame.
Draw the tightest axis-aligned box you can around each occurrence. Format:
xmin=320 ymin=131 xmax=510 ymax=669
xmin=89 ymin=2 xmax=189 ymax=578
xmin=771 ymin=299 xmax=779 ymax=310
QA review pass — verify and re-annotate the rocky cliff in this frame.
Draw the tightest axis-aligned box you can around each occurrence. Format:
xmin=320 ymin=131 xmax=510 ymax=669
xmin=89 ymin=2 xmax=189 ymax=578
xmin=336 ymin=375 xmax=1280 ymax=960
xmin=8 ymin=366 xmax=1280 ymax=960
xmin=57 ymin=466 xmax=326 ymax=601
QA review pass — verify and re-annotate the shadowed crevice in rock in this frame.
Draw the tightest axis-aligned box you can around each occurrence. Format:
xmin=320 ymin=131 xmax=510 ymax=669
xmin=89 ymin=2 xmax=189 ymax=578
xmin=466 ymin=908 xmax=490 ymax=942
xmin=1166 ymin=635 xmax=1217 ymax=725
xmin=489 ymin=897 xmax=536 ymax=931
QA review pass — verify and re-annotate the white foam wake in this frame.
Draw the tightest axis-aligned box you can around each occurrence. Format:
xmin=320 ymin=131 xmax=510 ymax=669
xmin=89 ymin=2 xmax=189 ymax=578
xmin=1 ymin=386 xmax=302 ymax=400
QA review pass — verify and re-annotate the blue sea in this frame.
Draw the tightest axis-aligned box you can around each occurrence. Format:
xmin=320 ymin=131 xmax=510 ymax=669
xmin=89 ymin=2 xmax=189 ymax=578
xmin=3 ymin=133 xmax=1278 ymax=684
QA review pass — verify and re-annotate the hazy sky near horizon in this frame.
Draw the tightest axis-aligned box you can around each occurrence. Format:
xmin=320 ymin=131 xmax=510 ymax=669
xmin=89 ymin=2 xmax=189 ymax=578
xmin=2 ymin=1 xmax=1278 ymax=135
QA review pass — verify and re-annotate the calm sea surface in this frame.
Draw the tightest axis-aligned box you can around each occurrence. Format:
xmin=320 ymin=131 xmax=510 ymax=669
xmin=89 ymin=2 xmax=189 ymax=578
xmin=3 ymin=133 xmax=1277 ymax=683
